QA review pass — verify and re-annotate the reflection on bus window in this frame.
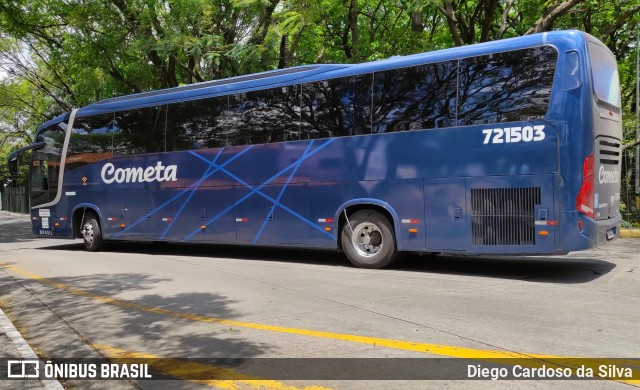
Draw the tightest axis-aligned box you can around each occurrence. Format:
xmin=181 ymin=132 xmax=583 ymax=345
xmin=66 ymin=113 xmax=115 ymax=171
xmin=458 ymin=46 xmax=557 ymax=125
xmin=30 ymin=122 xmax=66 ymax=207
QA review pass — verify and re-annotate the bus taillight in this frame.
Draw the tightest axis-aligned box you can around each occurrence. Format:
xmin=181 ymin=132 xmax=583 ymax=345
xmin=576 ymin=154 xmax=594 ymax=218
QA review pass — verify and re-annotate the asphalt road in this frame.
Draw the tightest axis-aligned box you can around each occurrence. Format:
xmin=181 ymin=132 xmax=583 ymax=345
xmin=0 ymin=211 xmax=638 ymax=389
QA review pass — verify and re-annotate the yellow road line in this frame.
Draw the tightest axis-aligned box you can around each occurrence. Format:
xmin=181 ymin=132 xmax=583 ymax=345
xmin=1 ymin=264 xmax=545 ymax=359
xmin=3 ymin=264 xmax=639 ymax=385
xmin=95 ymin=344 xmax=331 ymax=390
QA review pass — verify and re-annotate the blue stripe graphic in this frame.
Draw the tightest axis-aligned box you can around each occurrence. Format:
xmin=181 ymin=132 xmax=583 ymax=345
xmin=114 ymin=145 xmax=253 ymax=237
xmin=183 ymin=139 xmax=336 ymax=241
xmin=159 ymin=147 xmax=225 ymax=239
xmin=252 ymin=141 xmax=315 ymax=244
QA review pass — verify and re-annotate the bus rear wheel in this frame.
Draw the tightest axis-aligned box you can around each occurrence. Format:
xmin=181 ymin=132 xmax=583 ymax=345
xmin=81 ymin=213 xmax=104 ymax=252
xmin=341 ymin=210 xmax=397 ymax=269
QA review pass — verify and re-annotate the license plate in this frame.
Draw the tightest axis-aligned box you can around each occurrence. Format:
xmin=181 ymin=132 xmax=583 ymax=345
xmin=606 ymin=229 xmax=615 ymax=240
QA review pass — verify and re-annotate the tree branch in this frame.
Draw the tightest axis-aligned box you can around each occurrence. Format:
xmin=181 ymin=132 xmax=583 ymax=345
xmin=437 ymin=2 xmax=464 ymax=46
xmin=600 ymin=5 xmax=640 ymax=42
xmin=623 ymin=139 xmax=640 ymax=151
xmin=248 ymin=0 xmax=280 ymax=45
xmin=499 ymin=0 xmax=514 ymax=38
xmin=525 ymin=0 xmax=583 ymax=35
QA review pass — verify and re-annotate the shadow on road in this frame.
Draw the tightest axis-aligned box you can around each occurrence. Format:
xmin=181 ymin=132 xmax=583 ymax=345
xmin=37 ymin=240 xmax=616 ymax=284
xmin=2 ymin=268 xmax=271 ymax=361
xmin=0 ymin=218 xmax=36 ymax=243
xmin=41 ymin=240 xmax=347 ymax=266
xmin=395 ymin=254 xmax=616 ymax=284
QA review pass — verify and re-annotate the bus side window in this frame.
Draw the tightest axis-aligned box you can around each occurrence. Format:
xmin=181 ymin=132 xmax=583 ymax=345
xmin=66 ymin=113 xmax=114 ymax=171
xmin=372 ymin=60 xmax=457 ymax=133
xmin=301 ymin=74 xmax=372 ymax=138
xmin=301 ymin=80 xmax=333 ymax=138
xmin=113 ymin=106 xmax=166 ymax=155
xmin=228 ymin=86 xmax=301 ymax=145
xmin=457 ymin=46 xmax=557 ymax=125
xmin=166 ymin=96 xmax=228 ymax=151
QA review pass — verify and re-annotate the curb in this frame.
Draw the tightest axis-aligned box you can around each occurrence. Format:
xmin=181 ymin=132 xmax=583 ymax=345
xmin=0 ymin=210 xmax=29 ymax=217
xmin=620 ymin=229 xmax=640 ymax=238
xmin=0 ymin=308 xmax=64 ymax=390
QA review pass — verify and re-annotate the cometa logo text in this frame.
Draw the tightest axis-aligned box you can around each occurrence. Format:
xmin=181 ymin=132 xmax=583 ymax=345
xmin=598 ymin=166 xmax=620 ymax=185
xmin=101 ymin=162 xmax=178 ymax=184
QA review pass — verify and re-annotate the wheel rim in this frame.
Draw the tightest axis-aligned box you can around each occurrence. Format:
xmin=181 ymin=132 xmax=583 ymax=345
xmin=350 ymin=221 xmax=383 ymax=257
xmin=82 ymin=221 xmax=94 ymax=246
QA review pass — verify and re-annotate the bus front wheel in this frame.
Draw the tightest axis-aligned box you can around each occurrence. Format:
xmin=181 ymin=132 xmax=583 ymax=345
xmin=81 ymin=213 xmax=104 ymax=252
xmin=341 ymin=210 xmax=397 ymax=269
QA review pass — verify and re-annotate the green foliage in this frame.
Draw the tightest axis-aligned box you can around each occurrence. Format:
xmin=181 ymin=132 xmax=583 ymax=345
xmin=0 ymin=0 xmax=638 ymax=212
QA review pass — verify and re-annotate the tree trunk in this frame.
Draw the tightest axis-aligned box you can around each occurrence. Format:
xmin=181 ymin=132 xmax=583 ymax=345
xmin=286 ymin=27 xmax=304 ymax=66
xmin=249 ymin=0 xmax=281 ymax=45
xmin=349 ymin=0 xmax=359 ymax=58
xmin=166 ymin=54 xmax=178 ymax=88
xmin=278 ymin=35 xmax=289 ymax=69
xmin=480 ymin=0 xmax=499 ymax=42
xmin=411 ymin=11 xmax=424 ymax=33
xmin=437 ymin=2 xmax=464 ymax=46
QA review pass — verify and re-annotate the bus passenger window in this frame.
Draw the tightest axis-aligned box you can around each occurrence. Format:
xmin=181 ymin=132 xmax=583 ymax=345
xmin=65 ymin=113 xmax=114 ymax=171
xmin=113 ymin=106 xmax=166 ymax=155
xmin=228 ymin=86 xmax=301 ymax=146
xmin=457 ymin=46 xmax=557 ymax=125
xmin=166 ymin=96 xmax=228 ymax=151
xmin=372 ymin=61 xmax=457 ymax=133
xmin=301 ymin=74 xmax=372 ymax=138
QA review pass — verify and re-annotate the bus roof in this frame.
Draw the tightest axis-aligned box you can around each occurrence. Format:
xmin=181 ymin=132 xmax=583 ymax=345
xmin=40 ymin=30 xmax=590 ymax=130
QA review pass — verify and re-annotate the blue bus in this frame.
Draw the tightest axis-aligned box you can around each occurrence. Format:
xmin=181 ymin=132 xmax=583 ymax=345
xmin=9 ymin=30 xmax=622 ymax=268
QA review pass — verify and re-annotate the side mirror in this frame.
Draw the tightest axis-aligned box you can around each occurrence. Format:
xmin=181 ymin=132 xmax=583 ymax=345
xmin=8 ymin=157 xmax=18 ymax=176
xmin=6 ymin=141 xmax=46 ymax=178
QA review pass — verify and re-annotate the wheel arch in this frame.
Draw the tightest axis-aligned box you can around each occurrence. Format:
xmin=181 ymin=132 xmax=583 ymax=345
xmin=334 ymin=199 xmax=402 ymax=251
xmin=71 ymin=203 xmax=104 ymax=238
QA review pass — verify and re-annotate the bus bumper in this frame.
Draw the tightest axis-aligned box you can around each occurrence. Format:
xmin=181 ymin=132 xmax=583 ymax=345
xmin=560 ymin=212 xmax=621 ymax=252
xmin=593 ymin=214 xmax=622 ymax=245
xmin=579 ymin=213 xmax=621 ymax=248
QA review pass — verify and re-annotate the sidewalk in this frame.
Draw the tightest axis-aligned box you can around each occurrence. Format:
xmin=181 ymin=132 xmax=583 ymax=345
xmin=621 ymin=229 xmax=640 ymax=237
xmin=0 ymin=267 xmax=139 ymax=390
xmin=0 ymin=308 xmax=64 ymax=389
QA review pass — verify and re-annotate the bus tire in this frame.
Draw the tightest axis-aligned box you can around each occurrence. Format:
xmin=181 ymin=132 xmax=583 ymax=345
xmin=81 ymin=213 xmax=104 ymax=252
xmin=341 ymin=210 xmax=397 ymax=269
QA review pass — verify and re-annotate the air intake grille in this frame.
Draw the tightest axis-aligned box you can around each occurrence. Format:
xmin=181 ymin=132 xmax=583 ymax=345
xmin=471 ymin=187 xmax=541 ymax=246
xmin=598 ymin=139 xmax=620 ymax=166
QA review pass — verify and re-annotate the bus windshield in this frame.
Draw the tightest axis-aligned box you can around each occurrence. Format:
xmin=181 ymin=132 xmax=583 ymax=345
xmin=588 ymin=41 xmax=620 ymax=108
xmin=31 ymin=122 xmax=67 ymax=207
